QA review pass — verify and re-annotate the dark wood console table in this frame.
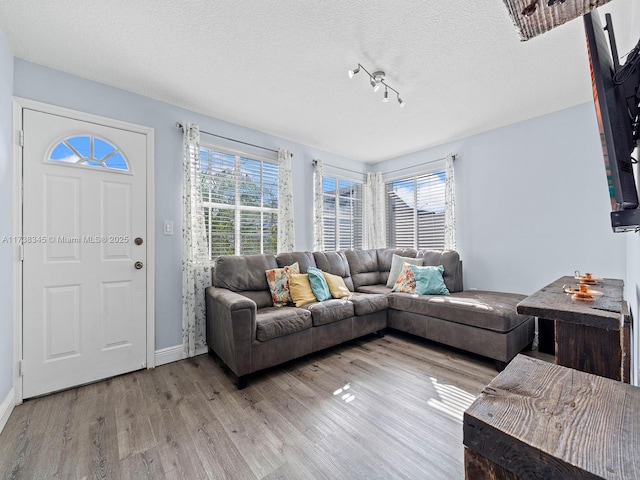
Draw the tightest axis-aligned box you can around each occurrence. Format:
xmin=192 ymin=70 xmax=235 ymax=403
xmin=464 ymin=355 xmax=640 ymax=479
xmin=517 ymin=276 xmax=630 ymax=382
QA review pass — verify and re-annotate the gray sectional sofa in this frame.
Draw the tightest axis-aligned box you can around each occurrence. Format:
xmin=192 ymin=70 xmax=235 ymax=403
xmin=205 ymin=248 xmax=534 ymax=389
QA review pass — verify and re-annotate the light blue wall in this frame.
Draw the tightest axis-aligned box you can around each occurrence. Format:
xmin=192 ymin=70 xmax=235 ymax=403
xmin=374 ymin=102 xmax=627 ymax=296
xmin=0 ymin=32 xmax=14 ymax=401
xmin=13 ymin=59 xmax=366 ymax=350
xmin=626 ymin=0 xmax=640 ymax=386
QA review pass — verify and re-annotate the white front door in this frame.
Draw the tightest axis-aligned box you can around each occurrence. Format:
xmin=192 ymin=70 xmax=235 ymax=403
xmin=22 ymin=108 xmax=148 ymax=398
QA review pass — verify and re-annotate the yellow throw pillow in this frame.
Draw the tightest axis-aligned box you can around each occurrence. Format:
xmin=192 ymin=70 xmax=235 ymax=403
xmin=323 ymin=272 xmax=351 ymax=299
xmin=288 ymin=274 xmax=317 ymax=307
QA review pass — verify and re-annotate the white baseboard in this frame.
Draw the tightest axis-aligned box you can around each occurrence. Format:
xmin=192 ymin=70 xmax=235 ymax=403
xmin=0 ymin=387 xmax=15 ymax=435
xmin=155 ymin=344 xmax=208 ymax=367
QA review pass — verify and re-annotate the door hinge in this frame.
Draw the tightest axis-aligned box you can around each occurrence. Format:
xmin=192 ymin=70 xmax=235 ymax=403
xmin=18 ymin=360 xmax=24 ymax=377
xmin=19 ymin=244 xmax=24 ymax=262
xmin=18 ymin=130 xmax=24 ymax=147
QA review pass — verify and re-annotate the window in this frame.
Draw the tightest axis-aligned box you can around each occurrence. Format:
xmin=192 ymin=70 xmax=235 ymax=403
xmin=322 ymin=176 xmax=363 ymax=251
xmin=199 ymin=145 xmax=278 ymax=259
xmin=386 ymin=171 xmax=445 ymax=250
xmin=49 ymin=135 xmax=129 ymax=172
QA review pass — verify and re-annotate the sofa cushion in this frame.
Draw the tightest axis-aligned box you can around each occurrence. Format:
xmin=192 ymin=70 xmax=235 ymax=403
xmin=214 ymin=254 xmax=277 ymax=292
xmin=356 ymin=284 xmax=392 ymax=295
xmin=377 ymin=248 xmax=418 ymax=285
xmin=388 ymin=290 xmax=530 ymax=333
xmin=288 ymin=274 xmax=317 ymax=307
xmin=345 ymin=249 xmax=380 ymax=289
xmin=304 ymin=299 xmax=355 ymax=326
xmin=313 ymin=251 xmax=354 ymax=291
xmin=255 ymin=307 xmax=312 ymax=342
xmin=276 ymin=252 xmax=316 ymax=273
xmin=386 ymin=254 xmax=424 ymax=288
xmin=307 ymin=266 xmax=332 ymax=302
xmin=417 ymin=250 xmax=462 ymax=293
xmin=349 ymin=293 xmax=388 ymax=316
xmin=265 ymin=262 xmax=300 ymax=307
xmin=411 ymin=265 xmax=449 ymax=296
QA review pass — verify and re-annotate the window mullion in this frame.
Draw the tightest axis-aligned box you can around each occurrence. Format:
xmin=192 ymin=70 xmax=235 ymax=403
xmin=234 ymin=155 xmax=241 ymax=255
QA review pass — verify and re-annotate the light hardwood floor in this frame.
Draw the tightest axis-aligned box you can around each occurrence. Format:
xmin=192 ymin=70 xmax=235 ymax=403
xmin=0 ymin=332 xmax=498 ymax=479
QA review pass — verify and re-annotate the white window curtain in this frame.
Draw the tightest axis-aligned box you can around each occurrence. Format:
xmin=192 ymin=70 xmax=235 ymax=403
xmin=277 ymin=149 xmax=295 ymax=252
xmin=444 ymin=153 xmax=457 ymax=251
xmin=182 ymin=122 xmax=211 ymax=357
xmin=364 ymin=172 xmax=387 ymax=249
xmin=312 ymin=159 xmax=324 ymax=251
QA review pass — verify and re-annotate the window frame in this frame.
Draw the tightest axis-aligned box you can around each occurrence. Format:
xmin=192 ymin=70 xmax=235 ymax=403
xmin=198 ymin=143 xmax=279 ymax=260
xmin=385 ymin=169 xmax=446 ymax=250
xmin=321 ymin=174 xmax=364 ymax=251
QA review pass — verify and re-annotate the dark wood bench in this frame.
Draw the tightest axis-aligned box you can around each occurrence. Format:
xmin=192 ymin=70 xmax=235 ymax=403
xmin=464 ymin=354 xmax=640 ymax=479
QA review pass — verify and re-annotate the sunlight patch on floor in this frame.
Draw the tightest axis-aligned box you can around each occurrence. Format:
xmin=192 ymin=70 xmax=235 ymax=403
xmin=427 ymin=376 xmax=476 ymax=421
xmin=333 ymin=383 xmax=355 ymax=404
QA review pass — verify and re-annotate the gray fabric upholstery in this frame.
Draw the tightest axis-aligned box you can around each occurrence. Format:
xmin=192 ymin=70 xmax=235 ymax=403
xmin=255 ymin=307 xmax=312 ymax=342
xmin=276 ymin=251 xmax=317 ymax=272
xmin=313 ymin=251 xmax=354 ymax=291
xmin=350 ymin=293 xmax=388 ymax=316
xmin=236 ymin=290 xmax=273 ymax=310
xmin=356 ymin=284 xmax=392 ymax=295
xmin=417 ymin=250 xmax=463 ymax=293
xmin=388 ymin=290 xmax=531 ymax=333
xmin=206 ymin=247 xmax=535 ymax=386
xmin=214 ymin=254 xmax=277 ymax=291
xmin=345 ymin=249 xmax=380 ymax=289
xmin=304 ymin=299 xmax=355 ymax=326
xmin=388 ymin=309 xmax=535 ymax=363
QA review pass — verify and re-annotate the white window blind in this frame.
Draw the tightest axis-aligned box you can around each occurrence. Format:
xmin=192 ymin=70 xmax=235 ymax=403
xmin=199 ymin=145 xmax=278 ymax=259
xmin=386 ymin=171 xmax=445 ymax=250
xmin=322 ymin=176 xmax=363 ymax=251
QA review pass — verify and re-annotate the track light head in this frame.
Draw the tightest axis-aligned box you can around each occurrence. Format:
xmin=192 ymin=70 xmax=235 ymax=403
xmin=383 ymin=87 xmax=389 ymax=102
xmin=348 ymin=66 xmax=360 ymax=79
xmin=397 ymin=95 xmax=405 ymax=108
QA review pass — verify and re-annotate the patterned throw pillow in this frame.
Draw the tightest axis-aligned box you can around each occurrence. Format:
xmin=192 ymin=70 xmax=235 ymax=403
xmin=265 ymin=262 xmax=300 ymax=306
xmin=386 ymin=254 xmax=423 ymax=288
xmin=391 ymin=262 xmax=417 ymax=293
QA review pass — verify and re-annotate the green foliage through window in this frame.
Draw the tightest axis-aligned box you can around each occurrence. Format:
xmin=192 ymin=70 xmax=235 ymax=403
xmin=199 ymin=147 xmax=278 ymax=259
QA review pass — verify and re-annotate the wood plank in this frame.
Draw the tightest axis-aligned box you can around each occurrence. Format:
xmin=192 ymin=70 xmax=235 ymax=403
xmin=517 ymin=276 xmax=624 ymax=330
xmin=0 ymin=332 xmax=497 ymax=479
xmin=555 ymin=321 xmax=622 ymax=380
xmin=464 ymin=355 xmax=640 ymax=479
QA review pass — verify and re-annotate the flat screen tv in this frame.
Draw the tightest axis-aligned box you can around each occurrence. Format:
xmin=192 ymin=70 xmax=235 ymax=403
xmin=584 ymin=10 xmax=640 ymax=232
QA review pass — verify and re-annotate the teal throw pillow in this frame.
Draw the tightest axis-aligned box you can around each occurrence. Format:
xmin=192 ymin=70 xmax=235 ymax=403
xmin=386 ymin=254 xmax=423 ymax=288
xmin=411 ymin=265 xmax=450 ymax=295
xmin=307 ymin=266 xmax=332 ymax=302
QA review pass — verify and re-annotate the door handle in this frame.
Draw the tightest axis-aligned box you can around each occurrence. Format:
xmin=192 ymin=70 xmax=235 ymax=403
xmin=135 ymin=261 xmax=144 ymax=270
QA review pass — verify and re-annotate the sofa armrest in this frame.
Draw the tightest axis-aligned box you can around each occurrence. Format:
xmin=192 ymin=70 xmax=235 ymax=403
xmin=205 ymin=286 xmax=256 ymax=377
xmin=208 ymin=286 xmax=257 ymax=311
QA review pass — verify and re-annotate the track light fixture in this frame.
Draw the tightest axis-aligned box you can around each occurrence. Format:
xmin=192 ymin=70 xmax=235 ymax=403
xmin=348 ymin=63 xmax=405 ymax=107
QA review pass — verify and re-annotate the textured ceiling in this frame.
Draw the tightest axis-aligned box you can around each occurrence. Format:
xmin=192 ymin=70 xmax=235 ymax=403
xmin=0 ymin=0 xmax=636 ymax=162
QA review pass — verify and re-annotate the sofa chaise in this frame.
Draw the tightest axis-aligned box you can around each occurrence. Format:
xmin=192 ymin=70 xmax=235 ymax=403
xmin=205 ymin=249 xmax=534 ymax=389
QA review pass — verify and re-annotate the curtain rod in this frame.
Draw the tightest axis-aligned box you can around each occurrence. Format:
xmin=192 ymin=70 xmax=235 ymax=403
xmin=175 ymin=122 xmax=287 ymax=156
xmin=312 ymin=159 xmax=364 ymax=176
xmin=382 ymin=153 xmax=456 ymax=175
xmin=313 ymin=154 xmax=455 ymax=177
